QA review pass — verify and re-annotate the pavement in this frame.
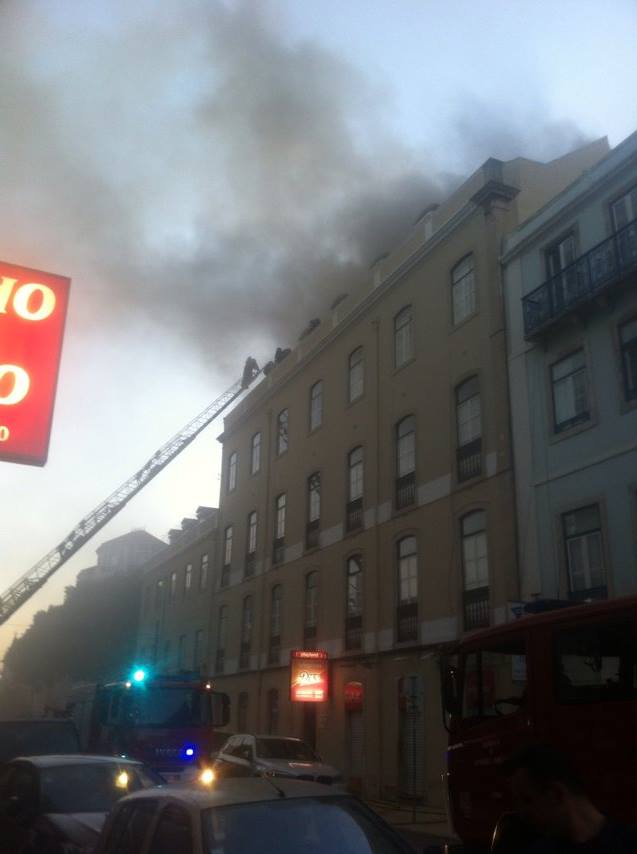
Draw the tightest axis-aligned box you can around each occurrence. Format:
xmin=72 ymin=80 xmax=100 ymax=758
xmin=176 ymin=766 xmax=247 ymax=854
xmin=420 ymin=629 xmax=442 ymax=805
xmin=366 ymin=799 xmax=462 ymax=851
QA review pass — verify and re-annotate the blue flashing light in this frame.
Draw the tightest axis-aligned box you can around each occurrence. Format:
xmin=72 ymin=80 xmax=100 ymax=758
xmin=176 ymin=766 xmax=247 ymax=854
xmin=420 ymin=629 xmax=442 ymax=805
xmin=132 ymin=668 xmax=146 ymax=683
xmin=181 ymin=744 xmax=197 ymax=762
xmin=185 ymin=748 xmax=195 ymax=757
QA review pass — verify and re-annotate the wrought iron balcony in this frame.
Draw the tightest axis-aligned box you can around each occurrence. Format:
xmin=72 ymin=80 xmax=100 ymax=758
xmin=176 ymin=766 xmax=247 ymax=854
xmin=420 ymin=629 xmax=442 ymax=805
xmin=463 ymin=586 xmax=490 ymax=630
xmin=306 ymin=519 xmax=320 ymax=549
xmin=345 ymin=614 xmax=362 ymax=650
xmin=396 ymin=601 xmax=418 ymax=643
xmin=346 ymin=497 xmax=363 ymax=532
xmin=522 ymin=219 xmax=637 ymax=338
xmin=457 ymin=437 xmax=482 ymax=483
xmin=396 ymin=472 xmax=416 ymax=509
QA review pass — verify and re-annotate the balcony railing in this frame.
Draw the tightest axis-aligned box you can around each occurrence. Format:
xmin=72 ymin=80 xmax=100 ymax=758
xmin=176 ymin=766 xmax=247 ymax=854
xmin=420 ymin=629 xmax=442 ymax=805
xmin=272 ymin=538 xmax=285 ymax=565
xmin=345 ymin=614 xmax=362 ymax=650
xmin=215 ymin=649 xmax=225 ymax=674
xmin=396 ymin=601 xmax=418 ymax=643
xmin=268 ymin=636 xmax=280 ymax=665
xmin=346 ymin=497 xmax=363 ymax=532
xmin=457 ymin=437 xmax=482 ymax=483
xmin=396 ymin=472 xmax=416 ymax=510
xmin=463 ymin=586 xmax=490 ymax=631
xmin=306 ymin=519 xmax=320 ymax=549
xmin=244 ymin=553 xmax=256 ymax=578
xmin=239 ymin=642 xmax=250 ymax=670
xmin=522 ymin=218 xmax=637 ymax=337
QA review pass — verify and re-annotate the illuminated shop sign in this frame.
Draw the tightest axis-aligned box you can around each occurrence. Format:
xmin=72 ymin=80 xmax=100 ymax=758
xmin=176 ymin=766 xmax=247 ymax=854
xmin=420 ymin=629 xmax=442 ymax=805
xmin=290 ymin=649 xmax=328 ymax=703
xmin=0 ymin=260 xmax=70 ymax=466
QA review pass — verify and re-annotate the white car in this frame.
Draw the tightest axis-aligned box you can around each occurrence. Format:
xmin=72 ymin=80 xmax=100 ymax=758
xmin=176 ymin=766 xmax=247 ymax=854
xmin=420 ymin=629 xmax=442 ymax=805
xmin=213 ymin=734 xmax=345 ymax=790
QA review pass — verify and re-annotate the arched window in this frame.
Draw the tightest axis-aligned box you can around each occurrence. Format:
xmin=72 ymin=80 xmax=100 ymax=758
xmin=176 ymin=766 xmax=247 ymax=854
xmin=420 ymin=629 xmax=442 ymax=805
xmin=306 ymin=472 xmax=321 ymax=549
xmin=456 ymin=377 xmax=482 ymax=481
xmin=304 ymin=572 xmax=318 ymax=645
xmin=461 ymin=511 xmax=489 ymax=630
xmin=309 ymin=381 xmax=323 ymax=431
xmin=273 ymin=494 xmax=286 ymax=564
xmin=221 ymin=526 xmax=233 ymax=587
xmin=346 ymin=447 xmax=364 ymax=532
xmin=345 ymin=556 xmax=363 ymax=650
xmin=396 ymin=536 xmax=418 ymax=642
xmin=251 ymin=431 xmax=262 ymax=474
xmin=246 ymin=511 xmax=257 ymax=577
xmin=396 ymin=415 xmax=416 ymax=508
xmin=227 ymin=451 xmax=238 ymax=492
xmin=394 ymin=306 xmax=414 ymax=367
xmin=451 ymin=255 xmax=475 ymax=325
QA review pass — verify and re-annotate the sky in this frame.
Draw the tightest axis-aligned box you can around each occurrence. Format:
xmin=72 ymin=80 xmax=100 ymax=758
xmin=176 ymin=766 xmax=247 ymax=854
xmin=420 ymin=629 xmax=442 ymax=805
xmin=1 ymin=0 xmax=636 ymax=663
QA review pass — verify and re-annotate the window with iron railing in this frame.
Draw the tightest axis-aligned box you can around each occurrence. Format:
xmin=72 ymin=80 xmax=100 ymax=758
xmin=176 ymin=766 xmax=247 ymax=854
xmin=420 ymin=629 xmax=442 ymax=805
xmin=461 ymin=511 xmax=489 ymax=630
xmin=396 ymin=415 xmax=416 ymax=509
xmin=619 ymin=317 xmax=637 ymax=402
xmin=347 ymin=447 xmax=364 ymax=531
xmin=239 ymin=596 xmax=253 ymax=669
xmin=348 ymin=347 xmax=364 ymax=402
xmin=269 ymin=585 xmax=282 ymax=665
xmin=456 ymin=378 xmax=481 ymax=482
xmin=245 ymin=511 xmax=257 ymax=577
xmin=273 ymin=493 xmax=286 ymax=564
xmin=563 ymin=505 xmax=607 ymax=602
xmin=396 ymin=536 xmax=418 ymax=642
xmin=345 ymin=556 xmax=363 ymax=651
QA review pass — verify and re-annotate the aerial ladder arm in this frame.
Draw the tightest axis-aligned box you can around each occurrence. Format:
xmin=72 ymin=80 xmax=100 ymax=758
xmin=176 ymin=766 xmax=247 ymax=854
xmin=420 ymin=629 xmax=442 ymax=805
xmin=0 ymin=357 xmax=260 ymax=626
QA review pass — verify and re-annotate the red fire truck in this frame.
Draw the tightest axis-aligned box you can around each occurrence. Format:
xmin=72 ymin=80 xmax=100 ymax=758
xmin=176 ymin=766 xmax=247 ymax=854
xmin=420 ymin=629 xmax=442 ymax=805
xmin=442 ymin=596 xmax=637 ymax=851
xmin=70 ymin=670 xmax=230 ymax=781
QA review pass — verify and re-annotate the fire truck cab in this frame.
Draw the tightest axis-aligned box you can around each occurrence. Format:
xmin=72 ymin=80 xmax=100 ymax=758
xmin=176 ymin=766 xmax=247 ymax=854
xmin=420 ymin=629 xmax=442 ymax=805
xmin=442 ymin=596 xmax=637 ymax=851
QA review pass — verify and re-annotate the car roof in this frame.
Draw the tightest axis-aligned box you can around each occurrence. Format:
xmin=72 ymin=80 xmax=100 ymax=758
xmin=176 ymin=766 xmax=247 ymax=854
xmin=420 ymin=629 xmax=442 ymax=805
xmin=119 ymin=777 xmax=342 ymax=808
xmin=8 ymin=754 xmax=145 ymax=768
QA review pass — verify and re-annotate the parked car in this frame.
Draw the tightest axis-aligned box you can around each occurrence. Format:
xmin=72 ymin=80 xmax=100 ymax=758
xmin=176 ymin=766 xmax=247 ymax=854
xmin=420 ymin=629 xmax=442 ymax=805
xmin=0 ymin=754 xmax=164 ymax=854
xmin=94 ymin=777 xmax=415 ymax=853
xmin=0 ymin=719 xmax=80 ymax=764
xmin=213 ymin=734 xmax=345 ymax=788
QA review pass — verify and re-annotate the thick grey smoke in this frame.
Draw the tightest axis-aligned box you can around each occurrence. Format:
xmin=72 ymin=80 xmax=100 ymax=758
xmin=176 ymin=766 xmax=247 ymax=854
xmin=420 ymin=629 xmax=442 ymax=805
xmin=0 ymin=0 xmax=590 ymax=370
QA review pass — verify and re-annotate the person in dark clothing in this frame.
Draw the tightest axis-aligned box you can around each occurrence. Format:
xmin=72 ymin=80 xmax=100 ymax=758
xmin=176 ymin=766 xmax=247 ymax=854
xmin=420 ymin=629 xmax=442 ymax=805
xmin=502 ymin=744 xmax=637 ymax=853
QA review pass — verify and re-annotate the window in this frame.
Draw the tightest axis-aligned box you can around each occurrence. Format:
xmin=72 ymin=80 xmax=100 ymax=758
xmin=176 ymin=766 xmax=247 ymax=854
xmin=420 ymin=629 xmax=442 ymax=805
xmin=555 ymin=620 xmax=635 ymax=703
xmin=178 ymin=634 xmax=187 ymax=670
xmin=612 ymin=186 xmax=637 ymax=268
xmin=199 ymin=554 xmax=209 ymax=590
xmin=546 ymin=232 xmax=578 ymax=308
xmin=269 ymin=585 xmax=282 ymax=665
xmin=148 ymin=805 xmax=193 ymax=854
xmin=346 ymin=446 xmax=364 ymax=531
xmin=461 ymin=511 xmax=490 ymax=630
xmin=619 ymin=317 xmax=637 ymax=402
xmin=304 ymin=571 xmax=318 ymax=644
xmin=237 ymin=692 xmax=249 ymax=731
xmin=267 ymin=688 xmax=279 ymax=735
xmin=456 ymin=377 xmax=482 ymax=481
xmin=551 ymin=350 xmax=589 ymax=432
xmin=461 ymin=640 xmax=527 ymax=720
xmin=155 ymin=580 xmax=163 ymax=610
xmin=309 ymin=381 xmax=323 ymax=431
xmin=276 ymin=409 xmax=289 ymax=456
xmin=240 ymin=596 xmax=253 ymax=669
xmin=227 ymin=451 xmax=238 ymax=492
xmin=222 ymin=526 xmax=233 ymax=586
xmin=307 ymin=472 xmax=321 ymax=548
xmin=273 ymin=493 xmax=286 ymax=564
xmin=562 ymin=505 xmax=607 ymax=600
xmin=251 ymin=432 xmax=262 ymax=474
xmin=215 ymin=606 xmax=227 ymax=674
xmin=184 ymin=563 xmax=192 ymax=594
xmin=394 ymin=306 xmax=414 ymax=367
xmin=246 ymin=511 xmax=257 ymax=576
xmin=396 ymin=536 xmax=418 ymax=642
xmin=451 ymin=255 xmax=476 ymax=324
xmin=170 ymin=572 xmax=177 ymax=600
xmin=193 ymin=629 xmax=204 ymax=669
xmin=396 ymin=415 xmax=416 ymax=508
xmin=345 ymin=556 xmax=363 ymax=650
xmin=611 ymin=185 xmax=637 ymax=230
xmin=348 ymin=347 xmax=364 ymax=402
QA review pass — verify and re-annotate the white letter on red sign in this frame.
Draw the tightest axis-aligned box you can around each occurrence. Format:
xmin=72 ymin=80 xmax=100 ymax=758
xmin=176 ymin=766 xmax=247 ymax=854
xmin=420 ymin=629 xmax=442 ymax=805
xmin=0 ymin=365 xmax=31 ymax=405
xmin=12 ymin=283 xmax=57 ymax=321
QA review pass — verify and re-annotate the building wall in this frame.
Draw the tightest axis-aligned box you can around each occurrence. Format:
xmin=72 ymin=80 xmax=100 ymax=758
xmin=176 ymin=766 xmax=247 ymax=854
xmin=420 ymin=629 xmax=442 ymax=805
xmin=209 ymin=143 xmax=606 ymax=803
xmin=504 ymin=130 xmax=637 ymax=601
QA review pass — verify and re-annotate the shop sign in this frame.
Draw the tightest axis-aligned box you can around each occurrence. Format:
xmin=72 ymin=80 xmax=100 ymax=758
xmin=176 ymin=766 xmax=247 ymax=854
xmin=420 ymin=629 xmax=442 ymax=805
xmin=290 ymin=649 xmax=328 ymax=702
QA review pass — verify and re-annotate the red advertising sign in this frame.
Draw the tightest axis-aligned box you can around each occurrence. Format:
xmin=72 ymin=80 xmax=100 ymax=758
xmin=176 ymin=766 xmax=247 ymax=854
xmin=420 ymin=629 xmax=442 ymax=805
xmin=290 ymin=650 xmax=328 ymax=703
xmin=0 ymin=260 xmax=71 ymax=466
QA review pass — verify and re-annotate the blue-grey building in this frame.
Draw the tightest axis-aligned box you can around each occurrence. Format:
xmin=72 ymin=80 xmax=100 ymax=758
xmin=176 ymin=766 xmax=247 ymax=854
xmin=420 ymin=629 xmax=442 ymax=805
xmin=503 ymin=131 xmax=637 ymax=603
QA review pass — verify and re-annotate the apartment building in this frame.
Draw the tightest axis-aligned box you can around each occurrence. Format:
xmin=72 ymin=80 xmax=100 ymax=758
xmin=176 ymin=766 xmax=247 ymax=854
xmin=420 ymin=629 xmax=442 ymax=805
xmin=136 ymin=507 xmax=218 ymax=676
xmin=504 ymin=131 xmax=637 ymax=603
xmin=210 ymin=139 xmax=608 ymax=804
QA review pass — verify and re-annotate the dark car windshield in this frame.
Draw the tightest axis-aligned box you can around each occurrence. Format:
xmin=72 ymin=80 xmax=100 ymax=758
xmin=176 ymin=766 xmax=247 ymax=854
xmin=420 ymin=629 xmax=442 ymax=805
xmin=202 ymin=797 xmax=409 ymax=853
xmin=122 ymin=688 xmax=212 ymax=727
xmin=39 ymin=763 xmax=161 ymax=814
xmin=255 ymin=739 xmax=318 ymax=761
xmin=0 ymin=722 xmax=80 ymax=763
